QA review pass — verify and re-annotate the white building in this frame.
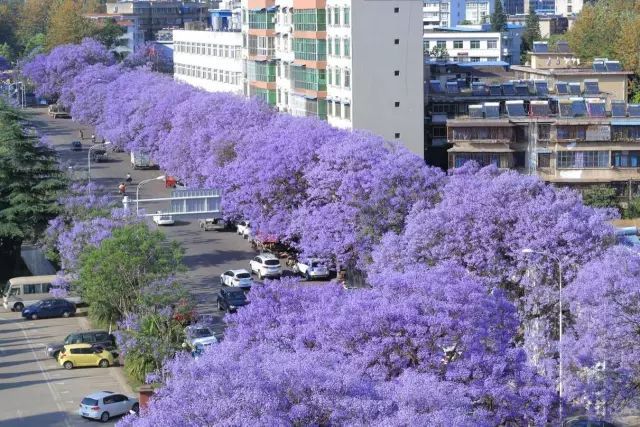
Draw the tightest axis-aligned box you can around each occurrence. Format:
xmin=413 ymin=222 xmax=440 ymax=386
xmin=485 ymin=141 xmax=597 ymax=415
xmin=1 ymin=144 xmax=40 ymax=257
xmin=173 ymin=26 xmax=243 ymax=94
xmin=555 ymin=0 xmax=583 ymax=16
xmin=465 ymin=0 xmax=494 ymax=25
xmin=241 ymin=0 xmax=424 ymax=157
xmin=424 ymin=29 xmax=501 ymax=63
xmin=423 ymin=0 xmax=465 ymax=29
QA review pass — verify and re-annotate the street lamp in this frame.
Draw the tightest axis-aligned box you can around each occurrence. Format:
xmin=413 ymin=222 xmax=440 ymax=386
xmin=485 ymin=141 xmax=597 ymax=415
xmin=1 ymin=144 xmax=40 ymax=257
xmin=87 ymin=141 xmax=112 ymax=183
xmin=136 ymin=175 xmax=165 ymax=215
xmin=521 ymin=248 xmax=564 ymax=422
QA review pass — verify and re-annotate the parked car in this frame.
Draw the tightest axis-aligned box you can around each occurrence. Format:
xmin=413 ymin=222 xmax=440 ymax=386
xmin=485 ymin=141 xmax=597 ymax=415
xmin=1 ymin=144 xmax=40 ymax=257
xmin=46 ymin=330 xmax=116 ymax=359
xmin=71 ymin=140 xmax=82 ymax=151
xmin=58 ymin=344 xmax=115 ymax=369
xmin=58 ymin=343 xmax=116 ymax=370
xmin=236 ymin=220 xmax=251 ymax=238
xmin=152 ymin=212 xmax=175 ymax=226
xmin=21 ymin=298 xmax=76 ymax=320
xmin=294 ymin=258 xmax=330 ymax=280
xmin=216 ymin=287 xmax=249 ymax=313
xmin=199 ymin=217 xmax=228 ymax=231
xmin=79 ymin=391 xmax=139 ymax=422
xmin=191 ymin=342 xmax=215 ymax=359
xmin=220 ymin=269 xmax=253 ymax=289
xmin=563 ymin=416 xmax=617 ymax=427
xmin=90 ymin=148 xmax=108 ymax=162
xmin=249 ymin=253 xmax=282 ymax=280
xmin=184 ymin=325 xmax=218 ymax=348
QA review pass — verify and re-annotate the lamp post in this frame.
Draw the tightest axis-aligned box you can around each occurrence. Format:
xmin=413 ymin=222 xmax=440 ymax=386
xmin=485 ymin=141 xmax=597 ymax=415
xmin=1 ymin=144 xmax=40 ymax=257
xmin=521 ymin=248 xmax=564 ymax=422
xmin=87 ymin=141 xmax=112 ymax=183
xmin=136 ymin=175 xmax=165 ymax=215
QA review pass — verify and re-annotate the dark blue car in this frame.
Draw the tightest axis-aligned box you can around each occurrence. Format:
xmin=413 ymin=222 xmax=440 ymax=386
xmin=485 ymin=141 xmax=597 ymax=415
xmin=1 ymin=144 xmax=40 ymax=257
xmin=22 ymin=298 xmax=76 ymax=320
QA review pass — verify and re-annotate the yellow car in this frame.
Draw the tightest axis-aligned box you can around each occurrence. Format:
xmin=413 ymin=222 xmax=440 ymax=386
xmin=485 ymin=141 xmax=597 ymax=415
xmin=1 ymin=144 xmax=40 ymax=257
xmin=58 ymin=343 xmax=116 ymax=370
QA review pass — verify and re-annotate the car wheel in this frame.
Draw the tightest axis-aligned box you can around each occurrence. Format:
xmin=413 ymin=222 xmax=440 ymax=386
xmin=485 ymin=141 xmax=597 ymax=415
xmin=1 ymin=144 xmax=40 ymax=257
xmin=63 ymin=361 xmax=73 ymax=370
xmin=100 ymin=412 xmax=110 ymax=423
xmin=257 ymin=271 xmax=262 ymax=280
xmin=99 ymin=359 xmax=109 ymax=368
xmin=62 ymin=311 xmax=71 ymax=318
xmin=53 ymin=350 xmax=60 ymax=359
xmin=132 ymin=403 xmax=140 ymax=414
xmin=31 ymin=313 xmax=38 ymax=320
xmin=305 ymin=272 xmax=311 ymax=281
xmin=217 ymin=301 xmax=222 ymax=311
xmin=13 ymin=302 xmax=23 ymax=312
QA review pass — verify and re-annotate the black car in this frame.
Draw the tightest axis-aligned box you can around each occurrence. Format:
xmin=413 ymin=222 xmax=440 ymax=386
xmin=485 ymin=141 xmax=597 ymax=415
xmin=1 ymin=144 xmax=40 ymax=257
xmin=21 ymin=298 xmax=76 ymax=321
xmin=71 ymin=140 xmax=82 ymax=151
xmin=216 ymin=288 xmax=249 ymax=313
xmin=46 ymin=330 xmax=117 ymax=359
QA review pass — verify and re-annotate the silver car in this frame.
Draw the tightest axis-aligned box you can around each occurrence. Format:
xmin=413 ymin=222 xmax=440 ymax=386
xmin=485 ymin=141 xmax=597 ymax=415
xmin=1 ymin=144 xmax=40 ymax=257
xmin=79 ymin=391 xmax=139 ymax=422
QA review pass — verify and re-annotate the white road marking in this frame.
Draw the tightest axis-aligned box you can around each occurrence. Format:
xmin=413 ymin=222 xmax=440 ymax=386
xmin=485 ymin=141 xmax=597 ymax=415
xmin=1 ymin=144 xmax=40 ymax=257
xmin=60 ymin=390 xmax=70 ymax=394
xmin=16 ymin=409 xmax=23 ymax=421
xmin=55 ymin=382 xmax=66 ymax=385
xmin=18 ymin=323 xmax=72 ymax=427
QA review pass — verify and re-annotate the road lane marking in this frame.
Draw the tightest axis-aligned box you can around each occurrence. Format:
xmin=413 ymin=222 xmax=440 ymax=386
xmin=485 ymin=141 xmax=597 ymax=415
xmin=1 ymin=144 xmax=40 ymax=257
xmin=18 ymin=323 xmax=72 ymax=427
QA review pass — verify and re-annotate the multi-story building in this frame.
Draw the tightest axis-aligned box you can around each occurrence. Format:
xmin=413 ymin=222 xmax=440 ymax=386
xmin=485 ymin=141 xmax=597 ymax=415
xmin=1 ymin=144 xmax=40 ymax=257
xmin=423 ymin=0 xmax=465 ymax=29
xmin=424 ymin=25 xmax=522 ymax=65
xmin=106 ymin=1 xmax=211 ymax=40
xmin=506 ymin=14 xmax=568 ymax=38
xmin=239 ymin=0 xmax=424 ymax=156
xmin=465 ymin=0 xmax=494 ymax=25
xmin=555 ymin=0 xmax=583 ymax=16
xmin=512 ymin=42 xmax=631 ymax=106
xmin=85 ymin=14 xmax=145 ymax=55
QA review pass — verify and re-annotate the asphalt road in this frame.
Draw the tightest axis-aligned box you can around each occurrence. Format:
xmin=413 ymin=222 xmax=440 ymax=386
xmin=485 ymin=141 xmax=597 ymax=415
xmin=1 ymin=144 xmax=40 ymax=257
xmin=0 ymin=312 xmax=128 ymax=427
xmin=24 ymin=107 xmax=258 ymax=329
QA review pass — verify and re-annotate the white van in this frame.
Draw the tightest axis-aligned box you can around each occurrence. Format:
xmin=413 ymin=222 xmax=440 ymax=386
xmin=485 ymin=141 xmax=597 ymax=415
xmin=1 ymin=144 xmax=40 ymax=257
xmin=1 ymin=275 xmax=81 ymax=312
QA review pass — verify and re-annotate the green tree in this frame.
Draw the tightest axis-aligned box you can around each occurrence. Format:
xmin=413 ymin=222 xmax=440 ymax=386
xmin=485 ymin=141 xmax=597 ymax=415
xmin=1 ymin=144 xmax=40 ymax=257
xmin=582 ymin=185 xmax=618 ymax=209
xmin=17 ymin=0 xmax=51 ymax=50
xmin=75 ymin=223 xmax=185 ymax=324
xmin=521 ymin=8 xmax=541 ymax=63
xmin=490 ymin=0 xmax=507 ymax=32
xmin=430 ymin=44 xmax=448 ymax=60
xmin=92 ymin=19 xmax=125 ymax=49
xmin=0 ymin=102 xmax=66 ymax=280
xmin=46 ymin=0 xmax=95 ymax=50
xmin=625 ymin=197 xmax=640 ymax=219
xmin=23 ymin=33 xmax=46 ymax=56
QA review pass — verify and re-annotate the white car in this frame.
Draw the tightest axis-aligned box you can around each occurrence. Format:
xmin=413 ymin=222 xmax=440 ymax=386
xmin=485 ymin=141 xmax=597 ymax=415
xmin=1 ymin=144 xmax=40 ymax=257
xmin=236 ymin=220 xmax=251 ymax=238
xmin=184 ymin=325 xmax=218 ymax=348
xmin=79 ymin=391 xmax=139 ymax=422
xmin=220 ymin=269 xmax=253 ymax=289
xmin=153 ymin=212 xmax=175 ymax=226
xmin=249 ymin=253 xmax=282 ymax=280
xmin=294 ymin=258 xmax=330 ymax=280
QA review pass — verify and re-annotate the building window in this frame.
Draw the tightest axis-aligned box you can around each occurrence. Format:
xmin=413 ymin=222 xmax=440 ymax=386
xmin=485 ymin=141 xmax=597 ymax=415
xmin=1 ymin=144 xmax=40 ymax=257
xmin=394 ymin=133 xmax=400 ymax=139
xmin=327 ymin=100 xmax=333 ymax=116
xmin=423 ymin=40 xmax=430 ymax=51
xmin=453 ymin=40 xmax=463 ymax=49
xmin=394 ymin=101 xmax=400 ymax=107
xmin=327 ymin=37 xmax=332 ymax=55
xmin=335 ymin=102 xmax=342 ymax=117
xmin=335 ymin=68 xmax=341 ymax=86
xmin=538 ymin=153 xmax=551 ymax=168
xmin=292 ymin=66 xmax=326 ymax=91
xmin=327 ymin=8 xmax=332 ymax=25
xmin=487 ymin=40 xmax=497 ymax=49
xmin=344 ymin=103 xmax=351 ymax=120
xmin=436 ymin=40 xmax=446 ymax=48
xmin=394 ymin=70 xmax=400 ymax=76
xmin=293 ymin=9 xmax=327 ymax=31
xmin=334 ymin=38 xmax=340 ymax=56
xmin=394 ymin=38 xmax=400 ymax=45
xmin=557 ymin=151 xmax=609 ymax=168
xmin=612 ymin=151 xmax=640 ymax=167
xmin=334 ymin=7 xmax=340 ymax=26
xmin=327 ymin=67 xmax=332 ymax=85
xmin=343 ymin=38 xmax=350 ymax=57
xmin=470 ymin=40 xmax=480 ymax=49
xmin=394 ymin=7 xmax=399 ymax=13
xmin=344 ymin=7 xmax=350 ymax=26
xmin=293 ymin=38 xmax=327 ymax=61
xmin=344 ymin=69 xmax=350 ymax=88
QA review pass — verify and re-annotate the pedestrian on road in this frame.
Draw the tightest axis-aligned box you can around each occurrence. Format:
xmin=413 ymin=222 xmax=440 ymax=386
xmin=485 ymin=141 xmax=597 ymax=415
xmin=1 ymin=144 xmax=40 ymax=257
xmin=118 ymin=182 xmax=126 ymax=195
xmin=125 ymin=173 xmax=132 ymax=184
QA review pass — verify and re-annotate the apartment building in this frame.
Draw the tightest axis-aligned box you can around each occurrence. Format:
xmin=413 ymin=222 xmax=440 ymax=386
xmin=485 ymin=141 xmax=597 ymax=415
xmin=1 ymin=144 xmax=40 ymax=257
xmin=106 ymin=1 xmax=210 ymax=40
xmin=241 ymin=0 xmax=424 ymax=156
xmin=423 ymin=0 xmax=465 ymax=29
xmin=465 ymin=0 xmax=493 ymax=25
xmin=555 ymin=0 xmax=583 ymax=16
xmin=173 ymin=28 xmax=243 ymax=94
xmin=85 ymin=14 xmax=145 ymax=55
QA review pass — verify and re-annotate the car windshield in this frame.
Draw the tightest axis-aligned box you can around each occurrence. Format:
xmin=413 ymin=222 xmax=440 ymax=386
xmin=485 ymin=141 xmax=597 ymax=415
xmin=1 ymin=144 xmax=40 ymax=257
xmin=192 ymin=328 xmax=213 ymax=338
xmin=264 ymin=259 xmax=280 ymax=266
xmin=236 ymin=273 xmax=250 ymax=279
xmin=81 ymin=398 xmax=98 ymax=406
xmin=310 ymin=262 xmax=320 ymax=268
xmin=229 ymin=293 xmax=247 ymax=302
xmin=1 ymin=281 xmax=9 ymax=296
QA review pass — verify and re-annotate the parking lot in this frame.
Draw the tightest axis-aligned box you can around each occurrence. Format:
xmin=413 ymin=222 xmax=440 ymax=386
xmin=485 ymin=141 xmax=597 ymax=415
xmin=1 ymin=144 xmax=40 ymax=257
xmin=0 ymin=311 xmax=131 ymax=426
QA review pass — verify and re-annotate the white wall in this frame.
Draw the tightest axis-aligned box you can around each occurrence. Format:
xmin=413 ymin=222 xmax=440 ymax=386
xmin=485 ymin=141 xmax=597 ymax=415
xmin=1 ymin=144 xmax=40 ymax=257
xmin=173 ymin=29 xmax=243 ymax=94
xmin=350 ymin=0 xmax=424 ymax=157
xmin=555 ymin=0 xmax=583 ymax=16
xmin=424 ymin=31 xmax=502 ymax=62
